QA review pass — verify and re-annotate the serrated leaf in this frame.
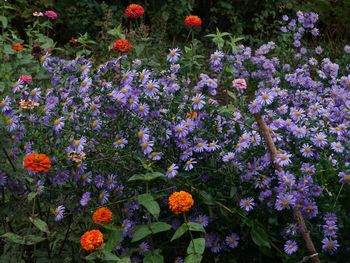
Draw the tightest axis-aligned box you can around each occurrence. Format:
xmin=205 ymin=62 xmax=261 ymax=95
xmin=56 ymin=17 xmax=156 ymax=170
xmin=187 ymin=222 xmax=205 ymax=233
xmin=187 ymin=238 xmax=205 ymax=255
xmin=251 ymin=225 xmax=270 ymax=248
xmin=29 ymin=217 xmax=50 ymax=233
xmin=171 ymin=223 xmax=188 ymax=241
xmin=184 ymin=253 xmax=202 ymax=263
xmin=104 ymin=228 xmax=123 ymax=252
xmin=131 ymin=225 xmax=152 ymax=242
xmin=138 ymin=193 xmax=160 ymax=218
xmin=149 ymin=222 xmax=171 ymax=234
xmin=143 ymin=250 xmax=164 ymax=263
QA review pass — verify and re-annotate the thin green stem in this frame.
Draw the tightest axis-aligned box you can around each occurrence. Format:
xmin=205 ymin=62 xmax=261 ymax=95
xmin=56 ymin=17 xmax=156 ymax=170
xmin=333 ymin=183 xmax=344 ymax=208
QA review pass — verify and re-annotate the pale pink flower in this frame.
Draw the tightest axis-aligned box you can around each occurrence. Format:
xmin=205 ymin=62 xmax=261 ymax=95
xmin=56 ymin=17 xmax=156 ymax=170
xmin=33 ymin=12 xmax=44 ymax=17
xmin=20 ymin=75 xmax=32 ymax=83
xmin=44 ymin=10 xmax=58 ymax=20
xmin=232 ymin=78 xmax=247 ymax=90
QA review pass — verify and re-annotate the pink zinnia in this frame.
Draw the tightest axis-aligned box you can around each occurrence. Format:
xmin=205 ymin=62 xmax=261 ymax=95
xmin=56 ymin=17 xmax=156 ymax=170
xmin=44 ymin=10 xmax=58 ymax=20
xmin=20 ymin=75 xmax=32 ymax=83
xmin=232 ymin=78 xmax=247 ymax=90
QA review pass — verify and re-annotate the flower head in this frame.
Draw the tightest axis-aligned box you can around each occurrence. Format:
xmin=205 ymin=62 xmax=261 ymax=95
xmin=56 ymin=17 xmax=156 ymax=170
xmin=284 ymin=240 xmax=298 ymax=254
xmin=11 ymin=43 xmax=24 ymax=51
xmin=23 ymin=153 xmax=51 ymax=173
xmin=232 ymin=79 xmax=247 ymax=90
xmin=92 ymin=207 xmax=113 ymax=224
xmin=80 ymin=229 xmax=104 ymax=253
xmin=20 ymin=75 xmax=32 ymax=83
xmin=125 ymin=4 xmax=144 ymax=19
xmin=112 ymin=39 xmax=132 ymax=53
xmin=184 ymin=15 xmax=202 ymax=28
xmin=168 ymin=191 xmax=194 ymax=214
xmin=44 ymin=10 xmax=58 ymax=20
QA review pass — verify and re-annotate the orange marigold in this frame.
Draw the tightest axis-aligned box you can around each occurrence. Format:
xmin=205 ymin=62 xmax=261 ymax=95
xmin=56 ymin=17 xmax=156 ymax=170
xmin=23 ymin=153 xmax=51 ymax=173
xmin=184 ymin=15 xmax=202 ymax=28
xmin=80 ymin=229 xmax=104 ymax=253
xmin=92 ymin=207 xmax=112 ymax=224
xmin=11 ymin=43 xmax=24 ymax=51
xmin=168 ymin=191 xmax=194 ymax=215
xmin=125 ymin=4 xmax=144 ymax=19
xmin=112 ymin=39 xmax=132 ymax=53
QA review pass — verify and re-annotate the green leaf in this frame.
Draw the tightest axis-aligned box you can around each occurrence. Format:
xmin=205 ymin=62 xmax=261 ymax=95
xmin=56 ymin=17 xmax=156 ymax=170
xmin=128 ymin=172 xmax=165 ymax=182
xmin=1 ymin=233 xmax=46 ymax=245
xmin=28 ymin=192 xmax=37 ymax=201
xmin=138 ymin=193 xmax=160 ymax=218
xmin=149 ymin=222 xmax=171 ymax=234
xmin=251 ymin=225 xmax=270 ymax=248
xmin=131 ymin=225 xmax=152 ymax=242
xmin=85 ymin=251 xmax=100 ymax=261
xmin=187 ymin=238 xmax=205 ymax=255
xmin=29 ymin=217 xmax=50 ymax=233
xmin=184 ymin=253 xmax=202 ymax=263
xmin=104 ymin=228 xmax=123 ymax=252
xmin=171 ymin=223 xmax=188 ymax=241
xmin=143 ymin=250 xmax=164 ymax=263
xmin=101 ymin=251 xmax=120 ymax=261
xmin=199 ymin=191 xmax=215 ymax=205
xmin=187 ymin=222 xmax=205 ymax=233
xmin=0 ymin=16 xmax=8 ymax=28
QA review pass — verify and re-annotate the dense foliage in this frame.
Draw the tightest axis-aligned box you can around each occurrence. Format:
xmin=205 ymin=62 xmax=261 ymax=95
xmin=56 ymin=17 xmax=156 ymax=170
xmin=1 ymin=2 xmax=350 ymax=263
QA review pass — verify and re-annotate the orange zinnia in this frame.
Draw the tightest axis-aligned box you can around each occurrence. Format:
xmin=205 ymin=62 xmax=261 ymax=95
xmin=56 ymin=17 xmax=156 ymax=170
xmin=92 ymin=207 xmax=112 ymax=224
xmin=12 ymin=43 xmax=24 ymax=51
xmin=125 ymin=4 xmax=144 ymax=19
xmin=112 ymin=39 xmax=132 ymax=53
xmin=184 ymin=15 xmax=202 ymax=28
xmin=80 ymin=229 xmax=104 ymax=253
xmin=23 ymin=153 xmax=51 ymax=173
xmin=168 ymin=191 xmax=194 ymax=215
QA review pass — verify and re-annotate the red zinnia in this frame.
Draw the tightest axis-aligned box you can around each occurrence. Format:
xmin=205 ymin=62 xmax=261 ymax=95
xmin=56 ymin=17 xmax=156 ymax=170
xmin=125 ymin=4 xmax=144 ymax=19
xmin=11 ymin=43 xmax=24 ymax=51
xmin=70 ymin=37 xmax=77 ymax=46
xmin=184 ymin=15 xmax=202 ymax=28
xmin=23 ymin=153 xmax=51 ymax=173
xmin=112 ymin=39 xmax=132 ymax=53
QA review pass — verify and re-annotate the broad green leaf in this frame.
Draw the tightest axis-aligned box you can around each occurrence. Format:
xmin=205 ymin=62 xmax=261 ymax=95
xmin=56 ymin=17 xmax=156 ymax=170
xmin=199 ymin=191 xmax=215 ymax=205
xmin=171 ymin=223 xmax=188 ymax=241
xmin=129 ymin=172 xmax=165 ymax=182
xmin=138 ymin=193 xmax=160 ymax=218
xmin=131 ymin=225 xmax=152 ymax=242
xmin=101 ymin=251 xmax=120 ymax=261
xmin=0 ymin=16 xmax=8 ymax=28
xmin=187 ymin=238 xmax=205 ymax=255
xmin=29 ymin=217 xmax=50 ymax=233
xmin=85 ymin=251 xmax=100 ymax=261
xmin=251 ymin=225 xmax=270 ymax=248
xmin=187 ymin=222 xmax=205 ymax=233
xmin=28 ymin=192 xmax=37 ymax=201
xmin=104 ymin=228 xmax=123 ymax=252
xmin=184 ymin=253 xmax=202 ymax=263
xmin=1 ymin=233 xmax=46 ymax=245
xmin=149 ymin=222 xmax=171 ymax=234
xmin=143 ymin=250 xmax=164 ymax=263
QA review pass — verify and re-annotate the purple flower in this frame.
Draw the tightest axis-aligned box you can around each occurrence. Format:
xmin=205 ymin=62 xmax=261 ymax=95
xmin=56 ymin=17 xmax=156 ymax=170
xmin=166 ymin=164 xmax=178 ymax=178
xmin=311 ymin=132 xmax=327 ymax=147
xmin=284 ymin=240 xmax=298 ymax=254
xmin=137 ymin=241 xmax=150 ymax=255
xmin=322 ymin=237 xmax=339 ymax=254
xmin=98 ymin=190 xmax=109 ymax=205
xmin=80 ymin=192 xmax=91 ymax=206
xmin=275 ymin=151 xmax=292 ymax=167
xmin=94 ymin=175 xmax=105 ymax=188
xmin=240 ymin=197 xmax=255 ymax=212
xmin=184 ymin=158 xmax=197 ymax=171
xmin=275 ymin=193 xmax=296 ymax=211
xmin=53 ymin=205 xmax=65 ymax=221
xmin=338 ymin=172 xmax=350 ymax=184
xmin=191 ymin=214 xmax=209 ymax=227
xmin=167 ymin=48 xmax=181 ymax=63
xmin=225 ymin=233 xmax=239 ymax=249
xmin=192 ymin=93 xmax=206 ymax=110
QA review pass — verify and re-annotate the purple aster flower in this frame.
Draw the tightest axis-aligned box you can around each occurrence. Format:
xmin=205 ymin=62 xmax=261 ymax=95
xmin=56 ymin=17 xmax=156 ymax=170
xmin=323 ymin=221 xmax=338 ymax=237
xmin=136 ymin=103 xmax=150 ymax=117
xmin=225 ymin=233 xmax=239 ymax=249
xmin=81 ymin=172 xmax=92 ymax=186
xmin=80 ymin=192 xmax=91 ymax=206
xmin=53 ymin=117 xmax=65 ymax=132
xmin=275 ymin=151 xmax=292 ymax=167
xmin=140 ymin=140 xmax=154 ymax=155
xmin=167 ymin=48 xmax=181 ymax=63
xmin=300 ymin=144 xmax=314 ymax=158
xmin=137 ymin=241 xmax=150 ymax=255
xmin=193 ymin=138 xmax=208 ymax=153
xmin=106 ymin=174 xmax=117 ymax=190
xmin=331 ymin=142 xmax=344 ymax=153
xmin=53 ymin=205 xmax=65 ymax=221
xmin=184 ymin=158 xmax=197 ymax=171
xmin=35 ymin=180 xmax=44 ymax=194
xmin=191 ymin=214 xmax=209 ymax=227
xmin=174 ymin=257 xmax=184 ymax=263
xmin=69 ymin=136 xmax=86 ymax=154
xmin=166 ymin=164 xmax=178 ymax=178
xmin=114 ymin=135 xmax=128 ymax=149
xmin=311 ymin=132 xmax=327 ymax=147
xmin=173 ymin=123 xmax=189 ymax=138
xmin=0 ymin=171 xmax=8 ymax=186
xmin=46 ymin=95 xmax=58 ymax=110
xmin=338 ymin=172 xmax=350 ymax=184
xmin=240 ymin=197 xmax=255 ymax=212
xmin=344 ymin=45 xmax=350 ymax=54
xmin=98 ymin=190 xmax=110 ymax=205
xmin=94 ymin=175 xmax=105 ymax=188
xmin=284 ymin=240 xmax=298 ymax=254
xmin=192 ymin=93 xmax=206 ymax=110
xmin=275 ymin=193 xmax=296 ymax=211
xmin=144 ymin=80 xmax=159 ymax=97
xmin=322 ymin=237 xmax=339 ymax=254
xmin=324 ymin=213 xmax=337 ymax=224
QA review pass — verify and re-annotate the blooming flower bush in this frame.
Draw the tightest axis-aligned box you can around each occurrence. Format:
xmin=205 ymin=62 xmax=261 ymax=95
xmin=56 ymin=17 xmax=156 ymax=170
xmin=1 ymin=10 xmax=350 ymax=263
